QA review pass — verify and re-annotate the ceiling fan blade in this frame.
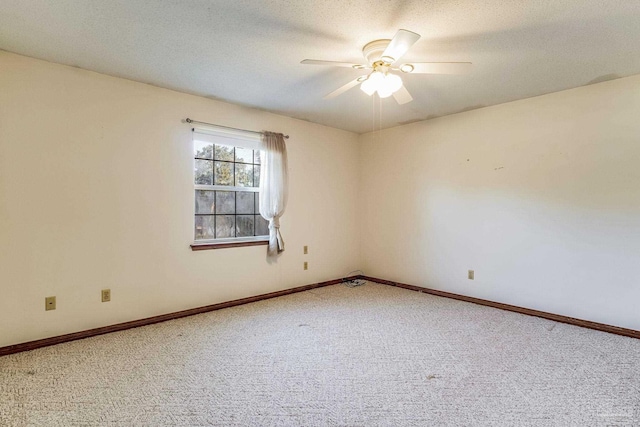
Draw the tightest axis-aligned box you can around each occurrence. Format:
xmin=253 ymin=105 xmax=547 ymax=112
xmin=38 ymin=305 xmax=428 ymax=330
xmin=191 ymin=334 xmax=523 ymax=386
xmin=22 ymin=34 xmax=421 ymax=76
xmin=405 ymin=62 xmax=473 ymax=74
xmin=392 ymin=85 xmax=413 ymax=105
xmin=323 ymin=77 xmax=364 ymax=99
xmin=381 ymin=29 xmax=421 ymax=63
xmin=301 ymin=59 xmax=369 ymax=69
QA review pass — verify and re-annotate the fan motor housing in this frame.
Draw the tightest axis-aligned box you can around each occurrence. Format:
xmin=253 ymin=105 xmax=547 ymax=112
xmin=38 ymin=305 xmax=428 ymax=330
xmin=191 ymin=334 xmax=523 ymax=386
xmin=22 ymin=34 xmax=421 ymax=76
xmin=362 ymin=39 xmax=391 ymax=64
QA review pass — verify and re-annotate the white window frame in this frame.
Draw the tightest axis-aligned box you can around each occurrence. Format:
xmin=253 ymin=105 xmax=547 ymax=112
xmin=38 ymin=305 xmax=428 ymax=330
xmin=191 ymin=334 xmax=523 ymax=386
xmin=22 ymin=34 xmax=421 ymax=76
xmin=192 ymin=126 xmax=269 ymax=245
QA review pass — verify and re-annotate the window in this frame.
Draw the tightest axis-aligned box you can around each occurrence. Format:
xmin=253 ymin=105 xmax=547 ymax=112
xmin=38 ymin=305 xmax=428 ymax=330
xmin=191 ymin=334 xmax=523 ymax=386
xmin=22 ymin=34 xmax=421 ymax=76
xmin=192 ymin=127 xmax=269 ymax=245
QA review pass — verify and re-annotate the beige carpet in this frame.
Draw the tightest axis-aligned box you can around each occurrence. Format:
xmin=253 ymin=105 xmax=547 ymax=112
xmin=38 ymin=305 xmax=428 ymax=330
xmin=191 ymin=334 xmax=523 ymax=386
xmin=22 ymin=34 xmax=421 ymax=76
xmin=1 ymin=282 xmax=639 ymax=426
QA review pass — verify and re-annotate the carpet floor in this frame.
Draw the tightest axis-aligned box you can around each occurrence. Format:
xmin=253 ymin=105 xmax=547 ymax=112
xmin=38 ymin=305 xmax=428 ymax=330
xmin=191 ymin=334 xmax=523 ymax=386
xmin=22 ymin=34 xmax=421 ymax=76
xmin=1 ymin=282 xmax=639 ymax=426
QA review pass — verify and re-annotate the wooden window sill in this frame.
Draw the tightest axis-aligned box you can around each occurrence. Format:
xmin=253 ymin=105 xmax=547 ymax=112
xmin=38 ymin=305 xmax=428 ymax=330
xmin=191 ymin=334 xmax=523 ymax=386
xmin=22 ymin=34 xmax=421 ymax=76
xmin=190 ymin=240 xmax=268 ymax=251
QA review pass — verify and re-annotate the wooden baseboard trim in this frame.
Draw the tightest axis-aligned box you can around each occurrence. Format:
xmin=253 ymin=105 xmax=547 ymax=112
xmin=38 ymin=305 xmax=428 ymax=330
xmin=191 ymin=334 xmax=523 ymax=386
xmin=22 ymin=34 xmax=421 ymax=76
xmin=4 ymin=274 xmax=636 ymax=357
xmin=0 ymin=276 xmax=357 ymax=357
xmin=361 ymin=275 xmax=640 ymax=340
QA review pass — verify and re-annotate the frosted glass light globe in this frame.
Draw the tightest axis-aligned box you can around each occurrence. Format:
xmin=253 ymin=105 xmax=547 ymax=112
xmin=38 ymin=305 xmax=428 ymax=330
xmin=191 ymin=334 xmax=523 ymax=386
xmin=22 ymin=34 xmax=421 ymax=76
xmin=360 ymin=71 xmax=384 ymax=96
xmin=360 ymin=78 xmax=376 ymax=96
xmin=384 ymin=73 xmax=403 ymax=93
xmin=377 ymin=87 xmax=393 ymax=98
xmin=368 ymin=71 xmax=384 ymax=84
xmin=360 ymin=71 xmax=402 ymax=98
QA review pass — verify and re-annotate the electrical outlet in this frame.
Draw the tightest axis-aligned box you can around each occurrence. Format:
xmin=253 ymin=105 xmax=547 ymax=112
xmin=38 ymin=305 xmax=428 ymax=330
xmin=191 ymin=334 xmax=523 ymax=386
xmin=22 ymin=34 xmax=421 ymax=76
xmin=304 ymin=262 xmax=308 ymax=270
xmin=468 ymin=270 xmax=475 ymax=280
xmin=45 ymin=296 xmax=56 ymax=311
xmin=101 ymin=289 xmax=111 ymax=302
xmin=303 ymin=245 xmax=308 ymax=254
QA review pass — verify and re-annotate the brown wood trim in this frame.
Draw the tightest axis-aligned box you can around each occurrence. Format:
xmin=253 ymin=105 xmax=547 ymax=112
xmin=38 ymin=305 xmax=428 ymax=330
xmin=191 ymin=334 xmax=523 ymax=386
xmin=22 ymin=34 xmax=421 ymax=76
xmin=361 ymin=275 xmax=640 ymax=340
xmin=5 ymin=273 xmax=635 ymax=357
xmin=0 ymin=276 xmax=358 ymax=357
xmin=191 ymin=240 xmax=268 ymax=251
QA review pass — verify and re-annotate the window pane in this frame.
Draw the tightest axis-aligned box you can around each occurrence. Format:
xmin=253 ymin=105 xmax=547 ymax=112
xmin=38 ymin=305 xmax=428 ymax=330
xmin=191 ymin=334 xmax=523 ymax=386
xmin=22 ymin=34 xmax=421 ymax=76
xmin=255 ymin=215 xmax=269 ymax=236
xmin=215 ymin=191 xmax=235 ymax=214
xmin=254 ymin=192 xmax=260 ymax=214
xmin=254 ymin=165 xmax=260 ymax=187
xmin=195 ymin=190 xmax=216 ymax=214
xmin=215 ymin=145 xmax=234 ymax=161
xmin=236 ymin=215 xmax=254 ymax=237
xmin=195 ymin=160 xmax=213 ymax=185
xmin=215 ymin=161 xmax=234 ymax=185
xmin=194 ymin=138 xmax=269 ymax=242
xmin=216 ymin=215 xmax=235 ymax=238
xmin=236 ymin=192 xmax=254 ymax=214
xmin=195 ymin=215 xmax=215 ymax=240
xmin=194 ymin=141 xmax=213 ymax=159
xmin=235 ymin=147 xmax=253 ymax=164
xmin=235 ymin=163 xmax=254 ymax=187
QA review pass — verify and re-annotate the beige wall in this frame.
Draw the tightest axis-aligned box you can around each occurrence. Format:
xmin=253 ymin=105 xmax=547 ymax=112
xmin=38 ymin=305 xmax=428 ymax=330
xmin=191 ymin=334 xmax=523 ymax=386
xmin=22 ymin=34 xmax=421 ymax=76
xmin=2 ymin=50 xmax=639 ymax=349
xmin=0 ymin=51 xmax=361 ymax=347
xmin=360 ymin=74 xmax=640 ymax=331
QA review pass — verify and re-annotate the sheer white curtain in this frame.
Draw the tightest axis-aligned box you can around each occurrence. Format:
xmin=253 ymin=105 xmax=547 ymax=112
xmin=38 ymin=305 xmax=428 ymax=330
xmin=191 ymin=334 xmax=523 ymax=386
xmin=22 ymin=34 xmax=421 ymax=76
xmin=259 ymin=131 xmax=288 ymax=256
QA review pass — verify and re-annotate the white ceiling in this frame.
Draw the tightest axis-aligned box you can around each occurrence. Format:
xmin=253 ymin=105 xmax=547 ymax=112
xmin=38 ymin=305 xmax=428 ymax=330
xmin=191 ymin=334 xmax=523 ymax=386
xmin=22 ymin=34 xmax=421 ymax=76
xmin=2 ymin=0 xmax=640 ymax=134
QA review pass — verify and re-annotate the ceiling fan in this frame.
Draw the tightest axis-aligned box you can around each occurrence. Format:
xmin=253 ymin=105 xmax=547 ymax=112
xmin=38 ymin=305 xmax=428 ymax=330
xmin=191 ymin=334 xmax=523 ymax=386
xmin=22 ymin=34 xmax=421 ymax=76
xmin=301 ymin=29 xmax=472 ymax=104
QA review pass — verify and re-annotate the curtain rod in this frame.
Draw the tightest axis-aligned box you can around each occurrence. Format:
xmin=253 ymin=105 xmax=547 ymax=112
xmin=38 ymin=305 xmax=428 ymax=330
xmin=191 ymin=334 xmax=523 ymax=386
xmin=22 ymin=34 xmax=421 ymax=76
xmin=185 ymin=118 xmax=289 ymax=139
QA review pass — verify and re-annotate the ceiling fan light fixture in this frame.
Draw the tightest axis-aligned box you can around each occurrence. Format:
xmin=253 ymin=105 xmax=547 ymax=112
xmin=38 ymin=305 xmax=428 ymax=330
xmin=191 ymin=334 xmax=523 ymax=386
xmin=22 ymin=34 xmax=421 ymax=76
xmin=400 ymin=64 xmax=414 ymax=73
xmin=360 ymin=71 xmax=403 ymax=98
xmin=304 ymin=29 xmax=471 ymax=105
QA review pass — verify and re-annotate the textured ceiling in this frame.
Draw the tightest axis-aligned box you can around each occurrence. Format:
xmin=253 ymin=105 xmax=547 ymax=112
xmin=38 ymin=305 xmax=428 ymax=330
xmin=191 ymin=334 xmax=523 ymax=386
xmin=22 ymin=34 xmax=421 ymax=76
xmin=1 ymin=0 xmax=640 ymax=134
